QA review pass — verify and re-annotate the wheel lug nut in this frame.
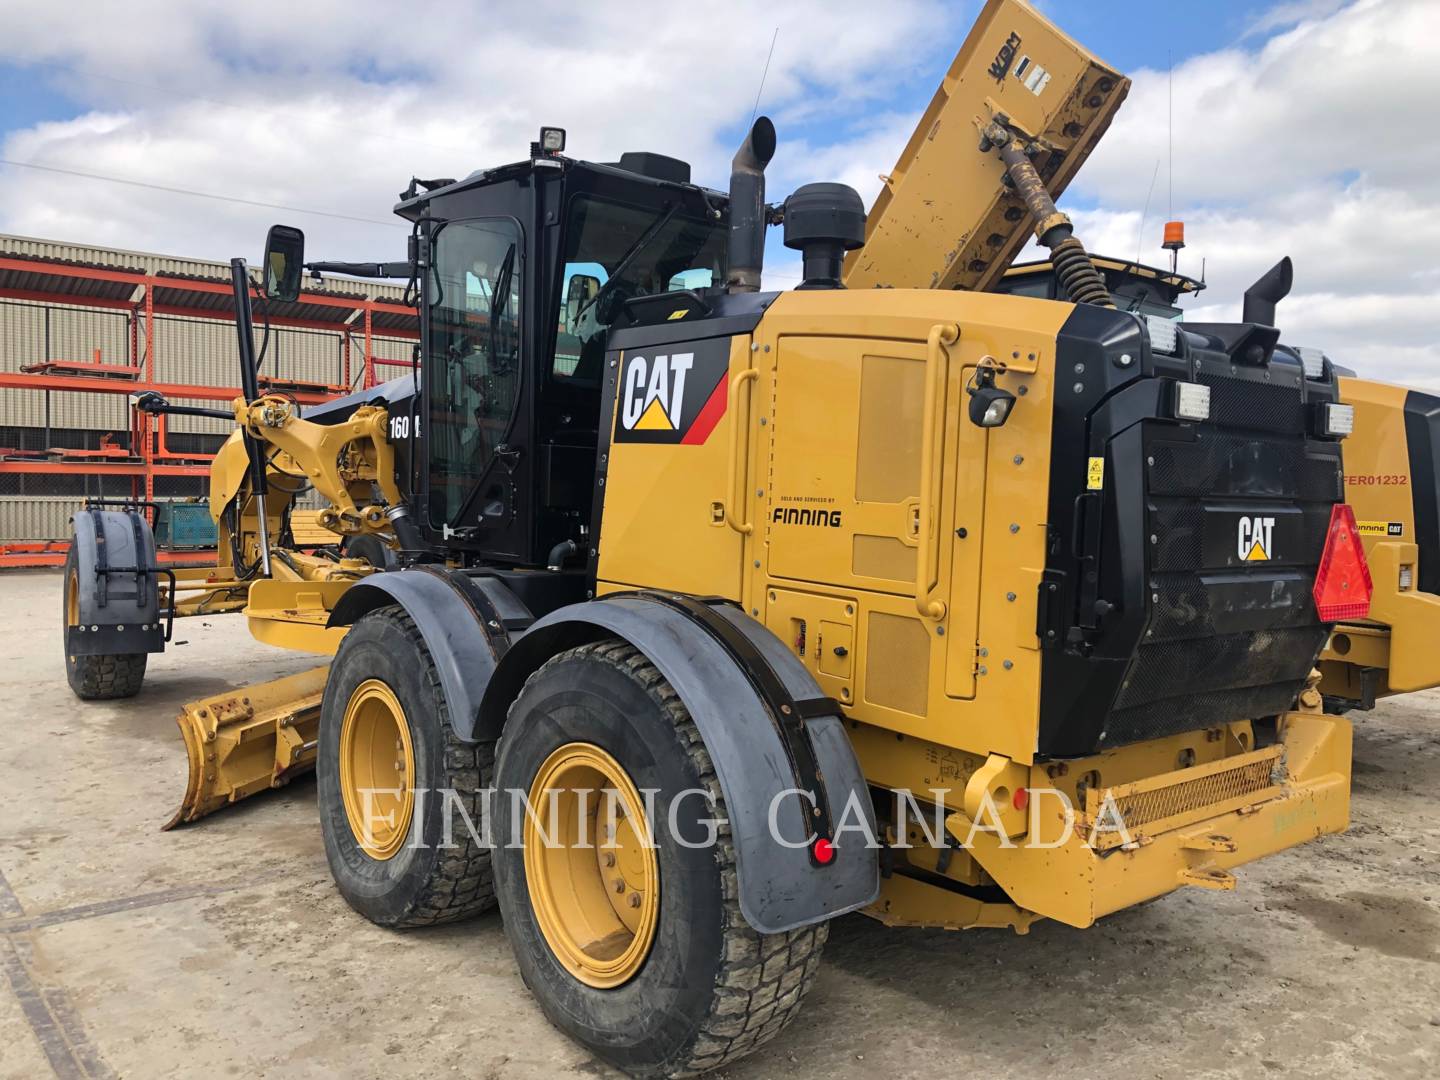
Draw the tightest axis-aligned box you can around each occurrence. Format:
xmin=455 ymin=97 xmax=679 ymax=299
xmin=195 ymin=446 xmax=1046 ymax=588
xmin=603 ymin=852 xmax=617 ymax=867
xmin=627 ymin=893 xmax=641 ymax=909
xmin=613 ymin=879 xmax=626 ymax=894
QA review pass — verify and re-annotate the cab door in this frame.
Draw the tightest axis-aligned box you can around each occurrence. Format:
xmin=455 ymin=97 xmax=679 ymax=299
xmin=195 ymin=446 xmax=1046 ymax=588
xmin=422 ymin=216 xmax=528 ymax=557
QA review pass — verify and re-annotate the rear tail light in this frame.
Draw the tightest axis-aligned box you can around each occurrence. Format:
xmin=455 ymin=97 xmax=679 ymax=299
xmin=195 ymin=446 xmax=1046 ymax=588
xmin=1313 ymin=504 xmax=1373 ymax=621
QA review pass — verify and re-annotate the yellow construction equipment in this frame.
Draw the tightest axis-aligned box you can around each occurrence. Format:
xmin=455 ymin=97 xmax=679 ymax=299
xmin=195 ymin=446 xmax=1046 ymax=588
xmin=1314 ymin=377 xmax=1440 ymax=710
xmin=60 ymin=2 xmax=1366 ymax=1075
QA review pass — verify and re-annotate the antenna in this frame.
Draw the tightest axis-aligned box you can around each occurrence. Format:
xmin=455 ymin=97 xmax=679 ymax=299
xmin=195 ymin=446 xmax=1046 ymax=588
xmin=1167 ymin=50 xmax=1174 ymax=221
xmin=1136 ymin=159 xmax=1159 ymax=266
xmin=750 ymin=27 xmax=780 ymax=125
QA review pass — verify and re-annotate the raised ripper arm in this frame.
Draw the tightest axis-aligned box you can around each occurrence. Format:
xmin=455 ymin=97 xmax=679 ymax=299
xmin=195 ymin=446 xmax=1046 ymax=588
xmin=843 ymin=0 xmax=1128 ymax=293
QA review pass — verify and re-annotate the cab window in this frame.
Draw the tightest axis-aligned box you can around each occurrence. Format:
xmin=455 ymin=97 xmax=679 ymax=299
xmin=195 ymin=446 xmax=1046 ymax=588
xmin=552 ymin=196 xmax=726 ymax=381
xmin=426 ymin=218 xmax=523 ymax=529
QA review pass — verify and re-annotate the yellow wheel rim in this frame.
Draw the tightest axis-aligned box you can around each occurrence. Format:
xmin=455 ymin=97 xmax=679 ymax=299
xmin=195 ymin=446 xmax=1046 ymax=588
xmin=66 ymin=568 xmax=79 ymax=628
xmin=338 ymin=679 xmax=415 ymax=861
xmin=524 ymin=742 xmax=660 ymax=989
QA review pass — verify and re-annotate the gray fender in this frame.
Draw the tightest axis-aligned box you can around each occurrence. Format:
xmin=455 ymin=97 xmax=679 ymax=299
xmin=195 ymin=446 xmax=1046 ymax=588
xmin=479 ymin=595 xmax=880 ymax=934
xmin=327 ymin=567 xmax=530 ymax=740
xmin=67 ymin=510 xmax=164 ymax=656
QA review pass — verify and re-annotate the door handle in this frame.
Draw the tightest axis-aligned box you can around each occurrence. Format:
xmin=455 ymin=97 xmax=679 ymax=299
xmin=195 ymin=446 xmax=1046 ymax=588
xmin=917 ymin=323 xmax=958 ymax=620
xmin=725 ymin=367 xmax=760 ymax=535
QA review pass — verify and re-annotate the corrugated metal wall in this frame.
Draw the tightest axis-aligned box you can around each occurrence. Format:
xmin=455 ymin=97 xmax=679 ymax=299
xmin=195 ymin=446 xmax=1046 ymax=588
xmin=0 ymin=496 xmax=84 ymax=541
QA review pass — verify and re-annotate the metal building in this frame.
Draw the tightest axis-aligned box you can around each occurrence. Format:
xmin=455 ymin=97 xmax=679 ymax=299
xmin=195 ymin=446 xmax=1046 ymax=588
xmin=0 ymin=234 xmax=419 ymax=564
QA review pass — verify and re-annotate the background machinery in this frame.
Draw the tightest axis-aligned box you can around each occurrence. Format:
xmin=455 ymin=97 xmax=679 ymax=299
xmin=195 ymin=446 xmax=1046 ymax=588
xmin=1310 ymin=378 xmax=1440 ymax=712
xmin=61 ymin=1 xmax=1369 ymax=1075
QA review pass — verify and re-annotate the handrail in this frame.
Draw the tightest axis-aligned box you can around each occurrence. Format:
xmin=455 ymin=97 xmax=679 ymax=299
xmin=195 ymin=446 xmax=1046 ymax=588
xmin=917 ymin=324 xmax=958 ymax=619
xmin=725 ymin=367 xmax=761 ymax=535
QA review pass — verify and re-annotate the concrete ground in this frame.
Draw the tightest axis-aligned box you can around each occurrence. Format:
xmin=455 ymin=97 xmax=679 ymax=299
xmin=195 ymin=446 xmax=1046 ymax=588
xmin=2 ymin=568 xmax=1437 ymax=1080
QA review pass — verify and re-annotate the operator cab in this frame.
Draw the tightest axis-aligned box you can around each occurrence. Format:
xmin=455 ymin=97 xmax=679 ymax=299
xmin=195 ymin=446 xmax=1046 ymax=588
xmin=392 ymin=136 xmax=731 ymax=571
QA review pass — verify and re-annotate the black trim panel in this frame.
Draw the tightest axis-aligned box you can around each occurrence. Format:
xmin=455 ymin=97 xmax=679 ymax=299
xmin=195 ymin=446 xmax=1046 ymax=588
xmin=1403 ymin=390 xmax=1440 ymax=594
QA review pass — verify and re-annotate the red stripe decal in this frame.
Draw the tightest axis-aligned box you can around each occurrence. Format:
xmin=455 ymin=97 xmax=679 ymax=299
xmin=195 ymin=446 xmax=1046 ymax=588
xmin=680 ymin=375 xmax=728 ymax=445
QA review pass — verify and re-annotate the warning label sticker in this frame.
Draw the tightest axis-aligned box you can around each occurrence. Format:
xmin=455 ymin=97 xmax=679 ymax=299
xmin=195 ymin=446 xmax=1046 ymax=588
xmin=1086 ymin=457 xmax=1105 ymax=490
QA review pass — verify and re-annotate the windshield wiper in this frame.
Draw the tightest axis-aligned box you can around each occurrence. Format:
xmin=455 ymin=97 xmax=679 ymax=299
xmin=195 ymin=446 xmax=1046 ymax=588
xmin=577 ymin=204 xmax=678 ymax=324
xmin=488 ymin=243 xmax=517 ymax=373
xmin=447 ymin=242 xmax=520 ymax=533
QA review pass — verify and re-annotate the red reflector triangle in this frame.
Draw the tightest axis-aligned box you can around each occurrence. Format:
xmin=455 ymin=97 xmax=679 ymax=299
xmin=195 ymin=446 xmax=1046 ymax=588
xmin=1313 ymin=503 xmax=1373 ymax=622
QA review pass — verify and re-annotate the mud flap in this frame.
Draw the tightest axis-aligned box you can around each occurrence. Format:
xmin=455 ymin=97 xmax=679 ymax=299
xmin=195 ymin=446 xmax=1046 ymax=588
xmin=326 ymin=566 xmax=532 ymax=739
xmin=68 ymin=508 xmax=167 ymax=655
xmin=481 ymin=594 xmax=880 ymax=934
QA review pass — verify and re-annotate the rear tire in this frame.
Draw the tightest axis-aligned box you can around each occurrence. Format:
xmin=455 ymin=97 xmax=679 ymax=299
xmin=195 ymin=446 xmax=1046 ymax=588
xmin=493 ymin=639 xmax=826 ymax=1078
xmin=318 ymin=605 xmax=495 ymax=927
xmin=62 ymin=546 xmax=146 ymax=700
xmin=342 ymin=533 xmax=397 ymax=570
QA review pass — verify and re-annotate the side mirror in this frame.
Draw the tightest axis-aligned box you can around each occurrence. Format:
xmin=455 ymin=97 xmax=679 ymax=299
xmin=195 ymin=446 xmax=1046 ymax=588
xmin=565 ymin=273 xmax=601 ymax=328
xmin=262 ymin=224 xmax=305 ymax=302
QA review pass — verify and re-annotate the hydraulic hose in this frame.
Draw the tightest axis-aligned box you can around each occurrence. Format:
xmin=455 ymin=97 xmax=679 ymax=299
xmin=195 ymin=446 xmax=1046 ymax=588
xmin=994 ymin=135 xmax=1114 ymax=309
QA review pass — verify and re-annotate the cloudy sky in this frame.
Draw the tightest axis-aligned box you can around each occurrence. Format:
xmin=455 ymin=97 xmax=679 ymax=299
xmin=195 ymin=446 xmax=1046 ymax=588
xmin=0 ymin=0 xmax=1435 ymax=385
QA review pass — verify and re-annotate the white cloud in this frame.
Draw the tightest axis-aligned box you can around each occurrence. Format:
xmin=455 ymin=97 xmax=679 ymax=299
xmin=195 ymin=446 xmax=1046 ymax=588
xmin=0 ymin=0 xmax=950 ymax=262
xmin=0 ymin=0 xmax=1435 ymax=393
xmin=1065 ymin=0 xmax=1440 ymax=388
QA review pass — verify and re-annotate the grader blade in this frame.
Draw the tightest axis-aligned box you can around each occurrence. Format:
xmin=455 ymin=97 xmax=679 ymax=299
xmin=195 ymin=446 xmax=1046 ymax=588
xmin=165 ymin=665 xmax=330 ymax=829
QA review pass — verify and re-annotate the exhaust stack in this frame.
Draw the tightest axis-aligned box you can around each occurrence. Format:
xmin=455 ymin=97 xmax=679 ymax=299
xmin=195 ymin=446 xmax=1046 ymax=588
xmin=1243 ymin=257 xmax=1294 ymax=326
xmin=725 ymin=116 xmax=777 ymax=293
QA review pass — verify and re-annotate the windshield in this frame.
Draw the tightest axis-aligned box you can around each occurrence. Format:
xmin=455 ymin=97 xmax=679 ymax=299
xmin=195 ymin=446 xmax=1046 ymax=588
xmin=553 ymin=195 xmax=726 ymax=381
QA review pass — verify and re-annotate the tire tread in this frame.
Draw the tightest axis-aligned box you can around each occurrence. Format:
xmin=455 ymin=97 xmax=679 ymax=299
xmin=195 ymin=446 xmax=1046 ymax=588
xmin=515 ymin=639 xmax=826 ymax=1077
xmin=69 ymin=652 xmax=147 ymax=700
xmin=348 ymin=606 xmax=495 ymax=928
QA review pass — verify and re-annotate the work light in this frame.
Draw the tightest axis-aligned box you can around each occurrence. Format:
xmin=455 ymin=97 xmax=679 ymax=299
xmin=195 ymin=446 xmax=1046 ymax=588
xmin=1173 ymin=381 xmax=1211 ymax=422
xmin=1320 ymin=401 xmax=1354 ymax=438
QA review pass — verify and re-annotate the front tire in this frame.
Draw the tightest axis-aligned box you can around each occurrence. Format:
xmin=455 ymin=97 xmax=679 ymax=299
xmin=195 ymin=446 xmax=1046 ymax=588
xmin=62 ymin=545 xmax=146 ymax=700
xmin=317 ymin=605 xmax=495 ymax=927
xmin=493 ymin=640 xmax=826 ymax=1078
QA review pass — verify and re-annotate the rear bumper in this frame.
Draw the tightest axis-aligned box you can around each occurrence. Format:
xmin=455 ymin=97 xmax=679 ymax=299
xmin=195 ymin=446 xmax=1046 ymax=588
xmin=959 ymin=710 xmax=1351 ymax=928
xmin=1321 ymin=540 xmax=1440 ymax=694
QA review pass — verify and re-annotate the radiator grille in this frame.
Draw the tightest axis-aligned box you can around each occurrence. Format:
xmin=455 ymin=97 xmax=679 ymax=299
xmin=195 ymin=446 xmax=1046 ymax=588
xmin=1085 ymin=754 xmax=1281 ymax=847
xmin=1095 ymin=383 xmax=1338 ymax=748
xmin=1197 ymin=372 xmax=1306 ymax=435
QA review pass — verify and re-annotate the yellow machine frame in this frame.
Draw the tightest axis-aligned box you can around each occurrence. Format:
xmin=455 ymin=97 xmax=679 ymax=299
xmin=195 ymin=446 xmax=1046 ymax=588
xmin=1319 ymin=376 xmax=1440 ymax=706
xmin=597 ymin=287 xmax=1351 ymax=931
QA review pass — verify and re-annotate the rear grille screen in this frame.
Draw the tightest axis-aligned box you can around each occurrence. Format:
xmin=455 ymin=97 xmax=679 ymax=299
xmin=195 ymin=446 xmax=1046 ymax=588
xmin=1097 ymin=386 xmax=1336 ymax=749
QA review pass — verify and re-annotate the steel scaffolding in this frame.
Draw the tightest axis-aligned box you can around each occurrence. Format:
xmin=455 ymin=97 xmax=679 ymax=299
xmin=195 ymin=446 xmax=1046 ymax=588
xmin=0 ymin=248 xmax=419 ymax=566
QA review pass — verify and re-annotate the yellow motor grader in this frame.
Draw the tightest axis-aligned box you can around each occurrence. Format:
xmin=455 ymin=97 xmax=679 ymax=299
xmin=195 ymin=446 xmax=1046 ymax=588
xmin=61 ymin=2 xmax=1368 ymax=1075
